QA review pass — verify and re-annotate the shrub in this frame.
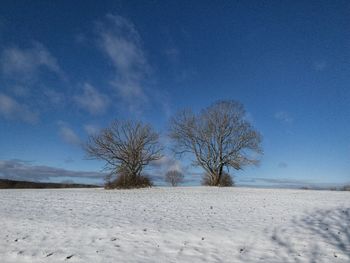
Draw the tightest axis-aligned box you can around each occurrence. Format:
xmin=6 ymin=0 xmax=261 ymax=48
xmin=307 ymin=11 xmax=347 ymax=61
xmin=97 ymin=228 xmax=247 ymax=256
xmin=104 ymin=170 xmax=153 ymax=189
xmin=202 ymin=172 xmax=234 ymax=187
xmin=342 ymin=185 xmax=350 ymax=191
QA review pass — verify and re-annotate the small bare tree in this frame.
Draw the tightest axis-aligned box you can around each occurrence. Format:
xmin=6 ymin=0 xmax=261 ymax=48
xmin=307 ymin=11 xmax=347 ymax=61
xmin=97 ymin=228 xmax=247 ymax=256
xmin=165 ymin=170 xmax=184 ymax=186
xmin=85 ymin=120 xmax=163 ymax=188
xmin=169 ymin=100 xmax=262 ymax=186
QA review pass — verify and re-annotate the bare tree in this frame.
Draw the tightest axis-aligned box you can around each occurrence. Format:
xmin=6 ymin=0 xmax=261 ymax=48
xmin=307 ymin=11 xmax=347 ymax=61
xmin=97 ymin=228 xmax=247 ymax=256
xmin=85 ymin=120 xmax=163 ymax=188
xmin=169 ymin=100 xmax=262 ymax=186
xmin=165 ymin=170 xmax=184 ymax=186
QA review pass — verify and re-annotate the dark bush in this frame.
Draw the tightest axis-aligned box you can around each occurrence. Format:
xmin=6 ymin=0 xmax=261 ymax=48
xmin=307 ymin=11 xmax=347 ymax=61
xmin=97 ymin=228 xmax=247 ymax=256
xmin=202 ymin=172 xmax=234 ymax=187
xmin=342 ymin=185 xmax=350 ymax=191
xmin=219 ymin=172 xmax=234 ymax=186
xmin=105 ymin=172 xmax=153 ymax=189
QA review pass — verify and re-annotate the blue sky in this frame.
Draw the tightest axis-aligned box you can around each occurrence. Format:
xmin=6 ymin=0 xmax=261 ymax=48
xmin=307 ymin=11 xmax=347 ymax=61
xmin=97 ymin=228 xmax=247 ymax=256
xmin=0 ymin=0 xmax=349 ymax=187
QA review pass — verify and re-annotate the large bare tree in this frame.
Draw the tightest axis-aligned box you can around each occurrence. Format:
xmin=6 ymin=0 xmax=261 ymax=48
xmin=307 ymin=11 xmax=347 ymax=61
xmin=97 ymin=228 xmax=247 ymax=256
xmin=169 ymin=100 xmax=262 ymax=186
xmin=85 ymin=120 xmax=163 ymax=188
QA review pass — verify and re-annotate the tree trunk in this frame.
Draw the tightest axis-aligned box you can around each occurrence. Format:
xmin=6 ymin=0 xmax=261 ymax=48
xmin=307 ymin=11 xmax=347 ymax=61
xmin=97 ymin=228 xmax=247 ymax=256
xmin=214 ymin=166 xmax=224 ymax=186
xmin=218 ymin=166 xmax=224 ymax=184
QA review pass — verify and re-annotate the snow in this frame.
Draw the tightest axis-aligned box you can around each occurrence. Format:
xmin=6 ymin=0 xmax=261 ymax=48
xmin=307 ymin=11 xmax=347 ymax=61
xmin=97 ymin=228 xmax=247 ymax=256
xmin=0 ymin=187 xmax=349 ymax=262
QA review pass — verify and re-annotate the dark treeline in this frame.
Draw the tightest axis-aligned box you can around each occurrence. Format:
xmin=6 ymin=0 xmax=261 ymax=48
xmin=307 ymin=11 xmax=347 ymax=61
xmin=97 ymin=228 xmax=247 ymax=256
xmin=0 ymin=179 xmax=99 ymax=189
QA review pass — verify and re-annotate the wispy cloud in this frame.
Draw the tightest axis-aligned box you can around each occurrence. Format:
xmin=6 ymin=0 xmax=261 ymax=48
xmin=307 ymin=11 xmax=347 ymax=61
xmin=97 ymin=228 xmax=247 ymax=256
xmin=274 ymin=111 xmax=293 ymax=124
xmin=1 ymin=42 xmax=65 ymax=81
xmin=96 ymin=14 xmax=150 ymax=109
xmin=0 ymin=93 xmax=38 ymax=124
xmin=57 ymin=121 xmax=81 ymax=146
xmin=74 ymin=83 xmax=109 ymax=115
xmin=0 ymin=159 xmax=104 ymax=182
xmin=237 ymin=177 xmax=344 ymax=189
xmin=84 ymin=124 xmax=100 ymax=135
xmin=151 ymin=155 xmax=183 ymax=173
xmin=239 ymin=177 xmax=311 ymax=187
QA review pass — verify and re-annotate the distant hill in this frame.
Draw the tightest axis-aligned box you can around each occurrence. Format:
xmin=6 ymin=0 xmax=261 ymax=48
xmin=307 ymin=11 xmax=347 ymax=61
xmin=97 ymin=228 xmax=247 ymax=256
xmin=0 ymin=179 xmax=100 ymax=189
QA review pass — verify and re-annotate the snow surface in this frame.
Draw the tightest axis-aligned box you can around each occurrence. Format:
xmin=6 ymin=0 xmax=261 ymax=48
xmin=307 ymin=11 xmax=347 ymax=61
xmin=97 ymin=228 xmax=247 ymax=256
xmin=0 ymin=187 xmax=349 ymax=263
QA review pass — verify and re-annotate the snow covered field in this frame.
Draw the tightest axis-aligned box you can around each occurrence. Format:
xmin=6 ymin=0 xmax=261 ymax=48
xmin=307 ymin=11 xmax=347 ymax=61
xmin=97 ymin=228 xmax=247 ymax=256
xmin=0 ymin=187 xmax=349 ymax=263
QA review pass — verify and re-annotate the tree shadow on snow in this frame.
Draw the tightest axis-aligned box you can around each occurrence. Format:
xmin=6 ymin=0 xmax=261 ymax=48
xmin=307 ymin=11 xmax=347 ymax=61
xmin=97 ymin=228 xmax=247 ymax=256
xmin=269 ymin=207 xmax=350 ymax=263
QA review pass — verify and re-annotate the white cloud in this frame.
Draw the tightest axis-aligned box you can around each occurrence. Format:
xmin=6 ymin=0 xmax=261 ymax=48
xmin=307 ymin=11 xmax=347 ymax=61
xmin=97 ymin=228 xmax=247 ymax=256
xmin=84 ymin=124 xmax=100 ymax=135
xmin=57 ymin=121 xmax=81 ymax=146
xmin=96 ymin=14 xmax=150 ymax=107
xmin=1 ymin=42 xmax=64 ymax=81
xmin=0 ymin=93 xmax=38 ymax=124
xmin=74 ymin=83 xmax=109 ymax=115
xmin=238 ymin=177 xmax=311 ymax=187
xmin=152 ymin=155 xmax=183 ymax=173
xmin=274 ymin=111 xmax=293 ymax=124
